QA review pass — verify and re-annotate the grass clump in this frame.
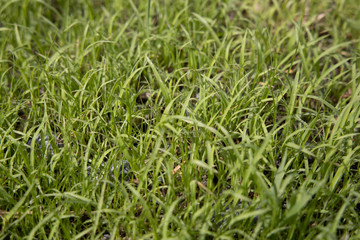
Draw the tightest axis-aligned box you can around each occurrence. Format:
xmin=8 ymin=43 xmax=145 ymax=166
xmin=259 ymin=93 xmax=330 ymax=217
xmin=1 ymin=0 xmax=360 ymax=239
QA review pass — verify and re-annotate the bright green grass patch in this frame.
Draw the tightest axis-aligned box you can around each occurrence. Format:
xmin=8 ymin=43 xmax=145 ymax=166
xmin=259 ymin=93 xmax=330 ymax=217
xmin=1 ymin=0 xmax=360 ymax=239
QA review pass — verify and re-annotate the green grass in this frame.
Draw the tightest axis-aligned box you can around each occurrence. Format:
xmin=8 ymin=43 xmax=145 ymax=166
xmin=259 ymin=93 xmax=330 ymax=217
xmin=1 ymin=0 xmax=360 ymax=239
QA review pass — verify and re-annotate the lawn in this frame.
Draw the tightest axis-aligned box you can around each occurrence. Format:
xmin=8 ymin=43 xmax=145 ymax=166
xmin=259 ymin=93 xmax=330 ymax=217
xmin=1 ymin=0 xmax=360 ymax=239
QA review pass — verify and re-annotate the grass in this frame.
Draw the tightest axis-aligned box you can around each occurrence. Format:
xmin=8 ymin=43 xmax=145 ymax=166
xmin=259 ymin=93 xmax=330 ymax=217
xmin=0 ymin=0 xmax=360 ymax=239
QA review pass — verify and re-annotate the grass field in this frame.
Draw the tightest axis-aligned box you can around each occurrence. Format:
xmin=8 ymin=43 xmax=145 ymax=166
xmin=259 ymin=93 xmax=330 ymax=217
xmin=1 ymin=0 xmax=360 ymax=239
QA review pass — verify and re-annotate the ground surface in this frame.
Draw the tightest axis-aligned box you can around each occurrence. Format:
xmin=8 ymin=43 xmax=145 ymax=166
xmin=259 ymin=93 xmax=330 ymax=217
xmin=1 ymin=0 xmax=360 ymax=239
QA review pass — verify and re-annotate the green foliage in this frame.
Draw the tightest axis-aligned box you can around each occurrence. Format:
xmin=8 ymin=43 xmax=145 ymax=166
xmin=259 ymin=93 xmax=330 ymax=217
xmin=0 ymin=0 xmax=360 ymax=239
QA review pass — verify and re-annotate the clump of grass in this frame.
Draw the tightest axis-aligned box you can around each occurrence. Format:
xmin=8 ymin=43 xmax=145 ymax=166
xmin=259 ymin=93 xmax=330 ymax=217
xmin=1 ymin=0 xmax=360 ymax=239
